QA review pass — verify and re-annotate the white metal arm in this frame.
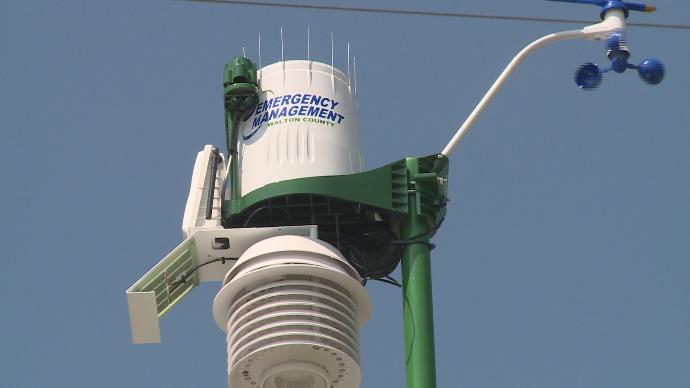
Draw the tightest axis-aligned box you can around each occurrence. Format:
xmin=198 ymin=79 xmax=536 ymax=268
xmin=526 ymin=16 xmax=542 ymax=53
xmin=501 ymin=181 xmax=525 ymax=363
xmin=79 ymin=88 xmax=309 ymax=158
xmin=441 ymin=9 xmax=626 ymax=156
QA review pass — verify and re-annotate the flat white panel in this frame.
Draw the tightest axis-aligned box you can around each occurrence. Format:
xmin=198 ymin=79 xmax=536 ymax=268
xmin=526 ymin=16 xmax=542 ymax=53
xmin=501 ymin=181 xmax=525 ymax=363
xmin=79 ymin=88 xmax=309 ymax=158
xmin=126 ymin=291 xmax=161 ymax=344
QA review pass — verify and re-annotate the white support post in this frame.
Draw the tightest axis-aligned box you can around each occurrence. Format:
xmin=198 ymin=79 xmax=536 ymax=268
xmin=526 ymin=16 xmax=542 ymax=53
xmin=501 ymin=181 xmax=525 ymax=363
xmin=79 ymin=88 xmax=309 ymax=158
xmin=441 ymin=9 xmax=626 ymax=157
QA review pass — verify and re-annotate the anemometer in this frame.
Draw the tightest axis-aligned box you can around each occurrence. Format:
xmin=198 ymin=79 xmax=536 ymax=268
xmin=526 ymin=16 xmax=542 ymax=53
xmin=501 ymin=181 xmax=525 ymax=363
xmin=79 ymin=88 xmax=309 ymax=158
xmin=557 ymin=0 xmax=666 ymax=88
xmin=125 ymin=1 xmax=667 ymax=388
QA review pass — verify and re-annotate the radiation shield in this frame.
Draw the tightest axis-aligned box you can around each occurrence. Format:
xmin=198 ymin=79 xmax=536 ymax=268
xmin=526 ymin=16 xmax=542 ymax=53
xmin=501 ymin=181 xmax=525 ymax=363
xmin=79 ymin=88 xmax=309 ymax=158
xmin=213 ymin=235 xmax=371 ymax=388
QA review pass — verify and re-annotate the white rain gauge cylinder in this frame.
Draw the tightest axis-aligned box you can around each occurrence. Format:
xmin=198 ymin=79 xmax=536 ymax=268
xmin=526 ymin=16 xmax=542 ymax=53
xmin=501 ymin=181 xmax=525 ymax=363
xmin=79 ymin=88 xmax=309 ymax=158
xmin=238 ymin=60 xmax=362 ymax=195
xmin=213 ymin=235 xmax=371 ymax=388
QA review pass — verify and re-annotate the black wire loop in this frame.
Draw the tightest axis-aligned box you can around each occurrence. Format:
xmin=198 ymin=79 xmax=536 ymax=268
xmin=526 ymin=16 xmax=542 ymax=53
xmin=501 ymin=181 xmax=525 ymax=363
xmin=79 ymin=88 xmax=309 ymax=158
xmin=389 ymin=239 xmax=436 ymax=250
xmin=167 ymin=256 xmax=238 ymax=291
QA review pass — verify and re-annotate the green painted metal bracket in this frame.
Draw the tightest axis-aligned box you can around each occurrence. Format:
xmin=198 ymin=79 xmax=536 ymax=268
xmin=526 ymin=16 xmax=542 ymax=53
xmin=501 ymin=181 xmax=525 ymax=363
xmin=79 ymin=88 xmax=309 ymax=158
xmin=406 ymin=154 xmax=449 ymax=228
xmin=223 ymin=158 xmax=407 ymax=219
xmin=222 ymin=154 xmax=447 ymax=222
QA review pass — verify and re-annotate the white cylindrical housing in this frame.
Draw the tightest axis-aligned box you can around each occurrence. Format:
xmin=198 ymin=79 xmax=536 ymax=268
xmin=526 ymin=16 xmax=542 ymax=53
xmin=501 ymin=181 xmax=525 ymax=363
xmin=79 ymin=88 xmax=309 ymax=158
xmin=213 ymin=235 xmax=371 ymax=388
xmin=238 ymin=60 xmax=363 ymax=196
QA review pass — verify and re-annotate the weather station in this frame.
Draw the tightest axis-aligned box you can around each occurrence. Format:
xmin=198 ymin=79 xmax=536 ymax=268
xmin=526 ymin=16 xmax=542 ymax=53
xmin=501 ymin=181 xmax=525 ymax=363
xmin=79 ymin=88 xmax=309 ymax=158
xmin=126 ymin=1 xmax=669 ymax=388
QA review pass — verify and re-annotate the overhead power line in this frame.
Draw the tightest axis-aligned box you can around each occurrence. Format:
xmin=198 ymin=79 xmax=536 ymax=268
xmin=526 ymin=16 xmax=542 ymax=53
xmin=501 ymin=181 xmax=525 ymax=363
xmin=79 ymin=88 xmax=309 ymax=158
xmin=182 ymin=0 xmax=690 ymax=30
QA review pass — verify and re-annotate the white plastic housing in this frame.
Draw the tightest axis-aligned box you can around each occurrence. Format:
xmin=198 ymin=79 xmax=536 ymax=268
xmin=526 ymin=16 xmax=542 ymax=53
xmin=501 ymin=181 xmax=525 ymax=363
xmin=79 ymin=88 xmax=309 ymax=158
xmin=182 ymin=145 xmax=225 ymax=238
xmin=238 ymin=60 xmax=363 ymax=196
xmin=213 ymin=235 xmax=371 ymax=388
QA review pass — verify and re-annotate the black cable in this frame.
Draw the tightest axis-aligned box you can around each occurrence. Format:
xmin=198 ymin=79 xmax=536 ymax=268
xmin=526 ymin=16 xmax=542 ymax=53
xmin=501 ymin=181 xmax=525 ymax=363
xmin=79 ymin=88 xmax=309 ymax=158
xmin=367 ymin=277 xmax=398 ymax=287
xmin=181 ymin=0 xmax=690 ymax=30
xmin=389 ymin=239 xmax=436 ymax=250
xmin=325 ymin=234 xmax=371 ymax=285
xmin=377 ymin=276 xmax=402 ymax=288
xmin=328 ymin=233 xmax=370 ymax=278
xmin=318 ymin=231 xmax=405 ymax=288
xmin=389 ymin=217 xmax=444 ymax=250
xmin=167 ymin=256 xmax=238 ymax=291
xmin=359 ymin=275 xmax=402 ymax=288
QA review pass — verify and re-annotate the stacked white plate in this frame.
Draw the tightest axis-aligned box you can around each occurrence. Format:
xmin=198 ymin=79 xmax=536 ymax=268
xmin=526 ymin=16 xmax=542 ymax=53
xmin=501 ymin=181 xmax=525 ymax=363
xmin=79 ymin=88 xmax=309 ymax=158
xmin=213 ymin=235 xmax=372 ymax=388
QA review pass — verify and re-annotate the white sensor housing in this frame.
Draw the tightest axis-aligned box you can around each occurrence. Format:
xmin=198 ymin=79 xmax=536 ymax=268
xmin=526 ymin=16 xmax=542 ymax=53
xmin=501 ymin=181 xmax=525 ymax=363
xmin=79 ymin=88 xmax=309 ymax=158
xmin=213 ymin=235 xmax=372 ymax=388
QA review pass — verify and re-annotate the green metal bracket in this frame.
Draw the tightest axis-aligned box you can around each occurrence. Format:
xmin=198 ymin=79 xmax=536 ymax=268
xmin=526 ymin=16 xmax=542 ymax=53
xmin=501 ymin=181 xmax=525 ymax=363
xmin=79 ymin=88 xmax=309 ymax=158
xmin=222 ymin=153 xmax=447 ymax=223
xmin=222 ymin=158 xmax=410 ymax=221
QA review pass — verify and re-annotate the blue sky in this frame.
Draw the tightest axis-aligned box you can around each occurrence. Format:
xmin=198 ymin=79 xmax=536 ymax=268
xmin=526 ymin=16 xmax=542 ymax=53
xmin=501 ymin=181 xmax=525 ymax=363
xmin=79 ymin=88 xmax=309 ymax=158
xmin=2 ymin=1 xmax=689 ymax=387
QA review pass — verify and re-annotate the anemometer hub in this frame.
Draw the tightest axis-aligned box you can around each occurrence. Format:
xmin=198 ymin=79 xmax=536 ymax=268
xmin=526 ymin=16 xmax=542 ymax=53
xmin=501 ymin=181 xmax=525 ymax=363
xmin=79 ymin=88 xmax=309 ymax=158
xmin=573 ymin=29 xmax=665 ymax=89
xmin=546 ymin=1 xmax=667 ymax=89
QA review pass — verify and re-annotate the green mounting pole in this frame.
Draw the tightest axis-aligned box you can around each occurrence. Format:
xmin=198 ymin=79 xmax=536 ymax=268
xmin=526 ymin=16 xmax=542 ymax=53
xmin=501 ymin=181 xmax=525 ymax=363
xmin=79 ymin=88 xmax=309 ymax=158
xmin=400 ymin=156 xmax=447 ymax=388
xmin=401 ymin=213 xmax=437 ymax=388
